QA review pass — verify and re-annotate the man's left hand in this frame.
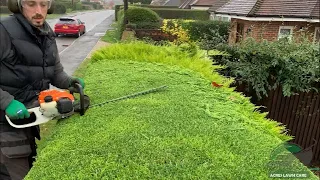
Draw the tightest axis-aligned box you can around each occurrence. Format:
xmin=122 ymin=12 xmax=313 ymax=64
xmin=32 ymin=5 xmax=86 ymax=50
xmin=69 ymin=77 xmax=85 ymax=89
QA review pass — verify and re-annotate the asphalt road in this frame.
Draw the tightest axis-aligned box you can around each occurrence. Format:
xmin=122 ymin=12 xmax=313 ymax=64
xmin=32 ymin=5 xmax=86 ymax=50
xmin=46 ymin=10 xmax=114 ymax=53
xmin=46 ymin=10 xmax=115 ymax=76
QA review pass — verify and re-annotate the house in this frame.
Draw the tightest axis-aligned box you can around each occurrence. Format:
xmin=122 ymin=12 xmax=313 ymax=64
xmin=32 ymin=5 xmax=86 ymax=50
xmin=207 ymin=0 xmax=230 ymax=20
xmin=150 ymin=0 xmax=185 ymax=6
xmin=211 ymin=0 xmax=320 ymax=44
xmin=179 ymin=0 xmax=214 ymax=10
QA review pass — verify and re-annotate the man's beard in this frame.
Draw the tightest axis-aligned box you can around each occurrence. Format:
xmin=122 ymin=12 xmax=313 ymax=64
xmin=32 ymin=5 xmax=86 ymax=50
xmin=32 ymin=13 xmax=45 ymax=28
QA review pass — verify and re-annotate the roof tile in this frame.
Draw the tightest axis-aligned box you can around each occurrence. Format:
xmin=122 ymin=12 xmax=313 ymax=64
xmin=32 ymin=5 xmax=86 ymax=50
xmin=255 ymin=0 xmax=319 ymax=18
xmin=215 ymin=0 xmax=259 ymax=15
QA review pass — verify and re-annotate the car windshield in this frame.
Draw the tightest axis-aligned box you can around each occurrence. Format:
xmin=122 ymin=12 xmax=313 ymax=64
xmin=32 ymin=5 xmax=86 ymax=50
xmin=58 ymin=18 xmax=77 ymax=24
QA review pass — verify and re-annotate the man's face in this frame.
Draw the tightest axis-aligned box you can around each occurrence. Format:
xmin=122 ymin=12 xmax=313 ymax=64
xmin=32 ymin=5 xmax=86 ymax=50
xmin=21 ymin=0 xmax=51 ymax=28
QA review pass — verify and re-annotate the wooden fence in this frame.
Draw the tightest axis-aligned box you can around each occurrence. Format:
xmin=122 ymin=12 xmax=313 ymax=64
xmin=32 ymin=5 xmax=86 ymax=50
xmin=235 ymin=83 xmax=320 ymax=164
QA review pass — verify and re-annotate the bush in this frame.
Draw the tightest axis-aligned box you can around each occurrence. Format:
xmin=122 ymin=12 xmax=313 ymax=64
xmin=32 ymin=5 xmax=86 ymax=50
xmin=74 ymin=2 xmax=83 ymax=10
xmin=116 ymin=9 xmax=125 ymax=40
xmin=53 ymin=3 xmax=66 ymax=14
xmin=115 ymin=5 xmax=178 ymax=21
xmin=127 ymin=6 xmax=161 ymax=24
xmin=25 ymin=41 xmax=317 ymax=179
xmin=151 ymin=8 xmax=210 ymax=20
xmin=184 ymin=20 xmax=230 ymax=47
xmin=0 ymin=6 xmax=11 ymax=14
xmin=135 ymin=21 xmax=161 ymax=29
xmin=215 ymin=37 xmax=320 ymax=99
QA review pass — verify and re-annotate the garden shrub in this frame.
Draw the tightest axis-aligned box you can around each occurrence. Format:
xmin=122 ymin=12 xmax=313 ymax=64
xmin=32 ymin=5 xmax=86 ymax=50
xmin=0 ymin=6 xmax=11 ymax=14
xmin=115 ymin=9 xmax=125 ymax=40
xmin=160 ymin=19 xmax=230 ymax=48
xmin=185 ymin=20 xmax=230 ymax=49
xmin=150 ymin=8 xmax=210 ymax=20
xmin=126 ymin=6 xmax=161 ymax=29
xmin=25 ymin=42 xmax=317 ymax=179
xmin=135 ymin=21 xmax=161 ymax=29
xmin=91 ymin=41 xmax=229 ymax=86
xmin=74 ymin=2 xmax=83 ymax=10
xmin=53 ymin=3 xmax=66 ymax=14
xmin=215 ymin=37 xmax=320 ymax=99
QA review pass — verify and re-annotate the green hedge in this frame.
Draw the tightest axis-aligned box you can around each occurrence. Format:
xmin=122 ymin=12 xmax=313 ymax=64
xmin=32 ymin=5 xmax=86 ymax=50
xmin=151 ymin=8 xmax=210 ymax=20
xmin=25 ymin=41 xmax=317 ymax=179
xmin=53 ymin=3 xmax=67 ymax=14
xmin=215 ymin=38 xmax=320 ymax=99
xmin=115 ymin=5 xmax=198 ymax=21
xmin=0 ymin=6 xmax=10 ymax=14
xmin=127 ymin=7 xmax=160 ymax=23
xmin=184 ymin=20 xmax=230 ymax=42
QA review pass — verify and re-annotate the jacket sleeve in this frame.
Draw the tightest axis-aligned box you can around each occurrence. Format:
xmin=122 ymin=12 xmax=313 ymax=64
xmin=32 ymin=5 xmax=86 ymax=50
xmin=0 ymin=23 xmax=14 ymax=110
xmin=50 ymin=44 xmax=72 ymax=89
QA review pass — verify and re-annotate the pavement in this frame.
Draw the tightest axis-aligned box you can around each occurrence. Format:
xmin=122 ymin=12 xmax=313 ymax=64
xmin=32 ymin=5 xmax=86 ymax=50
xmin=58 ymin=14 xmax=115 ymax=75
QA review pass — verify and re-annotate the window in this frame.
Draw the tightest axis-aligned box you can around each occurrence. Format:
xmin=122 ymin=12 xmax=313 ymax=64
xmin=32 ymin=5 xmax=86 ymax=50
xmin=58 ymin=18 xmax=76 ymax=24
xmin=278 ymin=26 xmax=294 ymax=41
xmin=314 ymin=27 xmax=320 ymax=43
xmin=211 ymin=14 xmax=231 ymax=22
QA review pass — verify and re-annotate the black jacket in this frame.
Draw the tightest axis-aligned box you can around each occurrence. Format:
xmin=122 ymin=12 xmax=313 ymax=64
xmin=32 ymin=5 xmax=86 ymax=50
xmin=0 ymin=13 xmax=71 ymax=110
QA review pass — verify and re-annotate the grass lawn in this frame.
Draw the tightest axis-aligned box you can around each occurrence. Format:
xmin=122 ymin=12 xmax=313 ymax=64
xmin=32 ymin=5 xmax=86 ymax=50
xmin=26 ymin=41 xmax=317 ymax=179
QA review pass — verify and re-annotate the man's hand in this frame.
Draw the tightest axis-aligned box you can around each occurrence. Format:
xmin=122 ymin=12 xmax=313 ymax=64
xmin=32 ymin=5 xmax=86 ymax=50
xmin=69 ymin=77 xmax=85 ymax=89
xmin=5 ymin=100 xmax=30 ymax=119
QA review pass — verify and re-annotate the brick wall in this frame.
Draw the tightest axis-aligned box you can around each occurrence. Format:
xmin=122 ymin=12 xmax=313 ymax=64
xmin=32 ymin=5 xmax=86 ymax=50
xmin=228 ymin=18 xmax=320 ymax=44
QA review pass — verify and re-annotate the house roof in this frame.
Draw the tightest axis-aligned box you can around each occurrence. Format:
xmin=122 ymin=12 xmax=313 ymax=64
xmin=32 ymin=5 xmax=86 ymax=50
xmin=164 ymin=0 xmax=184 ymax=6
xmin=190 ymin=0 xmax=216 ymax=6
xmin=208 ymin=0 xmax=230 ymax=12
xmin=215 ymin=0 xmax=320 ymax=18
xmin=179 ymin=0 xmax=197 ymax=8
xmin=215 ymin=0 xmax=259 ymax=15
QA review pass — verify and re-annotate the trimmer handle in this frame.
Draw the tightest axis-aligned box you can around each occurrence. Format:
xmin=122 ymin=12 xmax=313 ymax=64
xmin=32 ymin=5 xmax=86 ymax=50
xmin=69 ymin=82 xmax=85 ymax=116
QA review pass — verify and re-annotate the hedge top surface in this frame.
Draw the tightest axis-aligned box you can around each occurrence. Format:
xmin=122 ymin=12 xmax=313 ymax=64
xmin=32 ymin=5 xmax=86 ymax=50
xmin=25 ymin=42 xmax=317 ymax=179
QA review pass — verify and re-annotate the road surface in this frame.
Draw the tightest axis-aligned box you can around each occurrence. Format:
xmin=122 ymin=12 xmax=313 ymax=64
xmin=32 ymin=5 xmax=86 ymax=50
xmin=47 ymin=10 xmax=114 ymax=53
xmin=48 ymin=10 xmax=115 ymax=75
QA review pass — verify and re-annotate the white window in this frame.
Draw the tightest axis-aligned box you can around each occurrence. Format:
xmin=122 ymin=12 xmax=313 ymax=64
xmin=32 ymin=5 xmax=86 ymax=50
xmin=278 ymin=26 xmax=294 ymax=41
xmin=214 ymin=15 xmax=231 ymax=22
xmin=314 ymin=27 xmax=320 ymax=43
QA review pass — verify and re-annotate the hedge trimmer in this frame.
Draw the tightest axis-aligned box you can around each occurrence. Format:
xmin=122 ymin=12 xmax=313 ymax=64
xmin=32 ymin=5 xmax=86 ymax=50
xmin=5 ymin=84 xmax=168 ymax=128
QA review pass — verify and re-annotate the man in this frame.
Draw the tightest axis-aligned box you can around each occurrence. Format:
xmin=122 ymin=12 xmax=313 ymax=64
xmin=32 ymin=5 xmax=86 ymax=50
xmin=0 ymin=0 xmax=85 ymax=179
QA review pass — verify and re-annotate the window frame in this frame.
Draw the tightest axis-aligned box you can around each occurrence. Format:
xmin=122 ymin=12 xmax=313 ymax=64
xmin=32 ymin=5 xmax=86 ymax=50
xmin=278 ymin=26 xmax=294 ymax=41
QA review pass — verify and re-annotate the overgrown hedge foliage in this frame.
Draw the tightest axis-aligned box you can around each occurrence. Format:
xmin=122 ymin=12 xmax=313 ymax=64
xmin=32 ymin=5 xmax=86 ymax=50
xmin=115 ymin=6 xmax=210 ymax=21
xmin=115 ymin=5 xmax=178 ymax=21
xmin=25 ymin=41 xmax=317 ymax=179
xmin=126 ymin=6 xmax=161 ymax=29
xmin=150 ymin=8 xmax=210 ymax=20
xmin=214 ymin=37 xmax=320 ymax=99
xmin=0 ymin=6 xmax=10 ymax=14
xmin=53 ymin=3 xmax=67 ymax=14
xmin=184 ymin=20 xmax=230 ymax=45
xmin=162 ymin=19 xmax=230 ymax=47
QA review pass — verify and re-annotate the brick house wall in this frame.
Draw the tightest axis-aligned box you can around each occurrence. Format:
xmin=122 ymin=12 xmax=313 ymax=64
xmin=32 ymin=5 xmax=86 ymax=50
xmin=228 ymin=18 xmax=320 ymax=44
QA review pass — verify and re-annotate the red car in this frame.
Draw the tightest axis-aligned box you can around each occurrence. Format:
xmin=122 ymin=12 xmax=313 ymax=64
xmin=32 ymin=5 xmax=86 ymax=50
xmin=54 ymin=17 xmax=86 ymax=37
